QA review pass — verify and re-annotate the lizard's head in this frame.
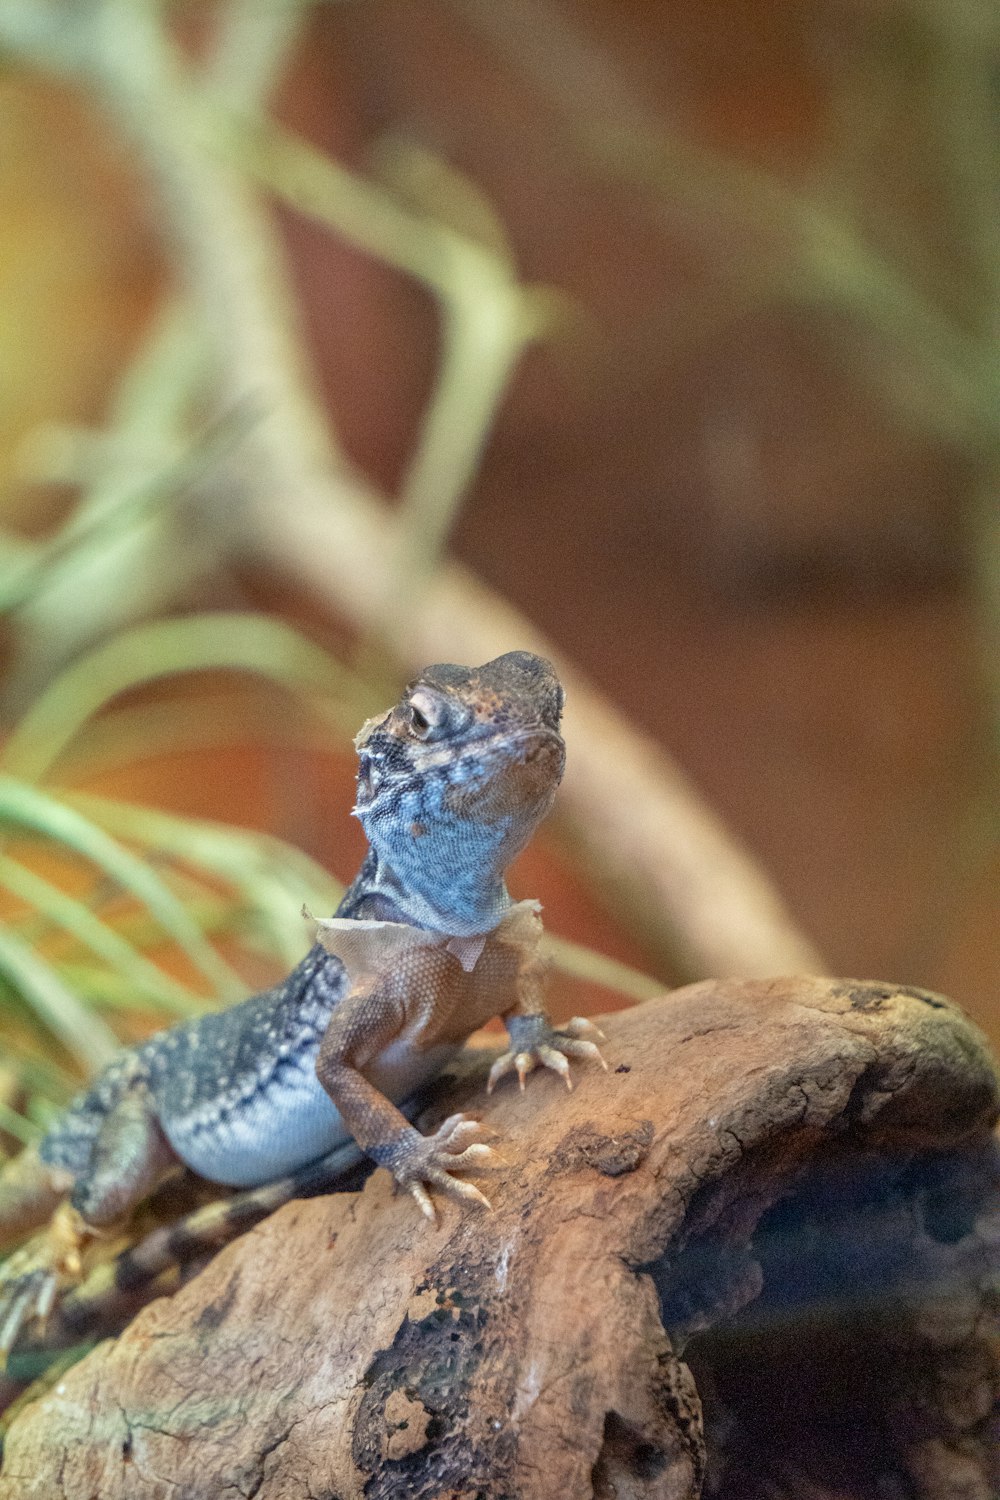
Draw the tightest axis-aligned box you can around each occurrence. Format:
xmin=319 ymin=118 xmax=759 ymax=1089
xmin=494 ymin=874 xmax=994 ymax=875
xmin=352 ymin=652 xmax=565 ymax=929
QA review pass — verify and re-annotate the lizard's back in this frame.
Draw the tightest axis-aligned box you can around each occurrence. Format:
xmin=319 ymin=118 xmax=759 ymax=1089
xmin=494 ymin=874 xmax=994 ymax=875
xmin=41 ymin=946 xmax=352 ymax=1190
xmin=141 ymin=944 xmax=352 ymax=1186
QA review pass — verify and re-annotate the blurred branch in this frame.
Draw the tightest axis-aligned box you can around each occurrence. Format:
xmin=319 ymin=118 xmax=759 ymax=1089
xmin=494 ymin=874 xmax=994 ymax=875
xmin=0 ymin=2 xmax=314 ymax=702
xmin=542 ymin=932 xmax=666 ymax=1004
xmin=208 ymin=0 xmax=311 ymax=113
xmin=928 ymin=7 xmax=1000 ymax=750
xmin=452 ymin=0 xmax=998 ymax=459
xmin=219 ymin=111 xmax=561 ymax=592
xmin=453 ymin=0 xmax=1000 ymax=762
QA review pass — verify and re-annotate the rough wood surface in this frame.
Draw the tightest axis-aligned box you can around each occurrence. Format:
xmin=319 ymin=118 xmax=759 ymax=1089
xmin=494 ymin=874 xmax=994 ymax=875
xmin=0 ymin=977 xmax=997 ymax=1500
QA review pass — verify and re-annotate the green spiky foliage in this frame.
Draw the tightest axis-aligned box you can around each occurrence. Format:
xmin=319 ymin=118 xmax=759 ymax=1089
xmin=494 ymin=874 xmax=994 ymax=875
xmin=0 ymin=613 xmax=379 ymax=1151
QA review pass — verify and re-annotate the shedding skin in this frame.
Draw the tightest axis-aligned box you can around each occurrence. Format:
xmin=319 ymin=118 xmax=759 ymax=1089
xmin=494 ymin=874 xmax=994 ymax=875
xmin=0 ymin=652 xmax=605 ymax=1358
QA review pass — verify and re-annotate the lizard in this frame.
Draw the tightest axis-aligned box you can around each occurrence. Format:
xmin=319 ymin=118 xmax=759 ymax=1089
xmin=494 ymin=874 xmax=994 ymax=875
xmin=0 ymin=650 xmax=605 ymax=1360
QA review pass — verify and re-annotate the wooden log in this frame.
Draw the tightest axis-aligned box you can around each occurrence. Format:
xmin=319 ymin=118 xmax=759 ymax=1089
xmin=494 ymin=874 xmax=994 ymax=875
xmin=0 ymin=977 xmax=997 ymax=1499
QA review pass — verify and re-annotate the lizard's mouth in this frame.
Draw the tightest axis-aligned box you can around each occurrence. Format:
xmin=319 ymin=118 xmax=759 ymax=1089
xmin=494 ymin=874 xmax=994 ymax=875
xmin=492 ymin=725 xmax=564 ymax=779
xmin=444 ymin=727 xmax=565 ymax=821
xmin=515 ymin=728 xmax=564 ymax=775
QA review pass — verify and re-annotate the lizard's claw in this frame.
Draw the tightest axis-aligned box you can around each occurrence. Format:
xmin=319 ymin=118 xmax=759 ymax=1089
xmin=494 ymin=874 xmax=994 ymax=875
xmin=487 ymin=1014 xmax=608 ymax=1095
xmin=0 ymin=1204 xmax=90 ymax=1364
xmin=0 ymin=1260 xmax=59 ymax=1361
xmin=381 ymin=1115 xmax=498 ymax=1223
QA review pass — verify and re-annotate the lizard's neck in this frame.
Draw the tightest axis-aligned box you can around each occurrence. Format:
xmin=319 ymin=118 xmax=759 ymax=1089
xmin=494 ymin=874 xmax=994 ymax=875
xmin=335 ymin=847 xmax=513 ymax=936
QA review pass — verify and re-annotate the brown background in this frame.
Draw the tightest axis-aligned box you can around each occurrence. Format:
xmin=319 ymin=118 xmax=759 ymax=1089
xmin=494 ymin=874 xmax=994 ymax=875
xmin=0 ymin=1 xmax=996 ymax=1038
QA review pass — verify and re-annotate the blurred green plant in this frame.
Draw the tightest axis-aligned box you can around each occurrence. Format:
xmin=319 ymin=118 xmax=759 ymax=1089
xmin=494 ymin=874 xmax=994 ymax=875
xmin=0 ymin=611 xmax=367 ymax=1153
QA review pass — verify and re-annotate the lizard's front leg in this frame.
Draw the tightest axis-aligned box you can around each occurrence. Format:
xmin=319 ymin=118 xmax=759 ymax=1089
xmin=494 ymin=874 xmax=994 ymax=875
xmin=316 ymin=978 xmax=495 ymax=1222
xmin=0 ymin=1082 xmax=175 ymax=1360
xmin=487 ymin=939 xmax=608 ymax=1095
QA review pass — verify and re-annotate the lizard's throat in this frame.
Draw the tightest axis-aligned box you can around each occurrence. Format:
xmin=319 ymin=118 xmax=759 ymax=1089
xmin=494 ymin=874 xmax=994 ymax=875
xmin=358 ymin=826 xmax=518 ymax=935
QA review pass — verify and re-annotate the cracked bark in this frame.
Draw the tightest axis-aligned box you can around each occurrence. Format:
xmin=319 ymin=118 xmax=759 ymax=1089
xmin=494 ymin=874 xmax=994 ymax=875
xmin=0 ymin=976 xmax=998 ymax=1500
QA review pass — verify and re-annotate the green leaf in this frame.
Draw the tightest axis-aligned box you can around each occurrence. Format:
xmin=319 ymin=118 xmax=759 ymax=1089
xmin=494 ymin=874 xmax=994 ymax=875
xmin=0 ymin=856 xmax=201 ymax=1015
xmin=1 ymin=612 xmax=374 ymax=782
xmin=66 ymin=791 xmax=341 ymax=969
xmin=0 ymin=1041 xmax=72 ymax=1104
xmin=0 ymin=1098 xmax=40 ymax=1148
xmin=41 ymin=690 xmax=339 ymax=782
xmin=0 ymin=778 xmax=242 ymax=997
xmin=54 ymin=964 xmax=168 ymax=1011
xmin=0 ymin=929 xmax=118 ymax=1072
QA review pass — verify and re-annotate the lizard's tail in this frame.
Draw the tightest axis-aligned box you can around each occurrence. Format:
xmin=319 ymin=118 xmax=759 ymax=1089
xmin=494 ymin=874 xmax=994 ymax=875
xmin=114 ymin=1139 xmax=368 ymax=1295
xmin=0 ymin=1146 xmax=67 ymax=1253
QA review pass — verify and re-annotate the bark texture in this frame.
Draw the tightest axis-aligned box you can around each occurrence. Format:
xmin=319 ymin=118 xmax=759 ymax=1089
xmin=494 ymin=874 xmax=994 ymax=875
xmin=0 ymin=977 xmax=997 ymax=1500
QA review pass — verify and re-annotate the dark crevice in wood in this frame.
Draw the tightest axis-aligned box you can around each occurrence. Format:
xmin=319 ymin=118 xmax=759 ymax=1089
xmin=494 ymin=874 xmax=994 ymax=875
xmin=676 ymin=1138 xmax=1000 ymax=1500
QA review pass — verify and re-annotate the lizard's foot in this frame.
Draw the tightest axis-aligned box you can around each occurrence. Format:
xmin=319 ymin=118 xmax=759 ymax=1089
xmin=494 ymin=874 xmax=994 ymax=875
xmin=374 ymin=1115 xmax=498 ymax=1223
xmin=0 ymin=1203 xmax=91 ymax=1363
xmin=487 ymin=1014 xmax=608 ymax=1095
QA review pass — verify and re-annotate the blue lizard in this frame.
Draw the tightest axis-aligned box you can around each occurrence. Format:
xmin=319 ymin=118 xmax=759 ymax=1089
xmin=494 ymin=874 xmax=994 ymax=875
xmin=0 ymin=652 xmax=605 ymax=1356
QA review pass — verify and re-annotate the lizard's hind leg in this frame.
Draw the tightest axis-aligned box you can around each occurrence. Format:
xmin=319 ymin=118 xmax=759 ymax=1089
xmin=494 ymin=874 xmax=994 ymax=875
xmin=0 ymin=1146 xmax=70 ymax=1253
xmin=0 ymin=1083 xmax=175 ymax=1363
xmin=68 ymin=1081 xmax=176 ymax=1229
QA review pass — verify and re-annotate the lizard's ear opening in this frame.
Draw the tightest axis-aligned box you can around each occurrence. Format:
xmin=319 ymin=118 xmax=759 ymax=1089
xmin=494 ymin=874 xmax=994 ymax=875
xmin=354 ymin=757 xmax=374 ymax=806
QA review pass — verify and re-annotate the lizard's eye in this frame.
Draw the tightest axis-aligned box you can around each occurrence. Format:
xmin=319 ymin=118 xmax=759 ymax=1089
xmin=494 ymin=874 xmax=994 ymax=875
xmin=405 ymin=688 xmax=449 ymax=740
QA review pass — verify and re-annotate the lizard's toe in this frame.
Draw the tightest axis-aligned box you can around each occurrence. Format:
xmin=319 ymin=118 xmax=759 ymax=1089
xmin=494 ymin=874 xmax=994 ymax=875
xmin=561 ymin=1016 xmax=607 ymax=1044
xmin=435 ymin=1142 xmax=497 ymax=1169
xmin=553 ymin=1036 xmax=609 ymax=1068
xmin=407 ymin=1181 xmax=437 ymax=1222
xmin=536 ymin=1044 xmax=573 ymax=1088
xmin=425 ymin=1169 xmax=492 ymax=1213
xmin=384 ymin=1118 xmax=496 ymax=1222
xmin=0 ymin=1202 xmax=92 ymax=1364
xmin=406 ymin=1170 xmax=492 ymax=1222
xmin=489 ymin=1014 xmax=609 ymax=1096
xmin=0 ymin=1258 xmax=62 ymax=1362
xmin=487 ymin=1049 xmax=536 ymax=1093
xmin=433 ymin=1114 xmax=495 ymax=1152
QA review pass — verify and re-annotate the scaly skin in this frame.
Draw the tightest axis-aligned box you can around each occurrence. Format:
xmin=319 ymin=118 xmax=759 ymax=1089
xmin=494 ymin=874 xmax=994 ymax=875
xmin=0 ymin=652 xmax=605 ymax=1358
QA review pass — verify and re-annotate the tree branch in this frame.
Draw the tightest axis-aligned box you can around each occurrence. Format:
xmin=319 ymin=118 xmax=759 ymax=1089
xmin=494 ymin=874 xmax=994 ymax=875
xmin=1 ymin=977 xmax=996 ymax=1498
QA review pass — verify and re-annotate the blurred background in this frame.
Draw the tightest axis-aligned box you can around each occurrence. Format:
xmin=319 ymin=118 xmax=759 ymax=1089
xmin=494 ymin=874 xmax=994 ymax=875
xmin=0 ymin=0 xmax=996 ymax=1142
